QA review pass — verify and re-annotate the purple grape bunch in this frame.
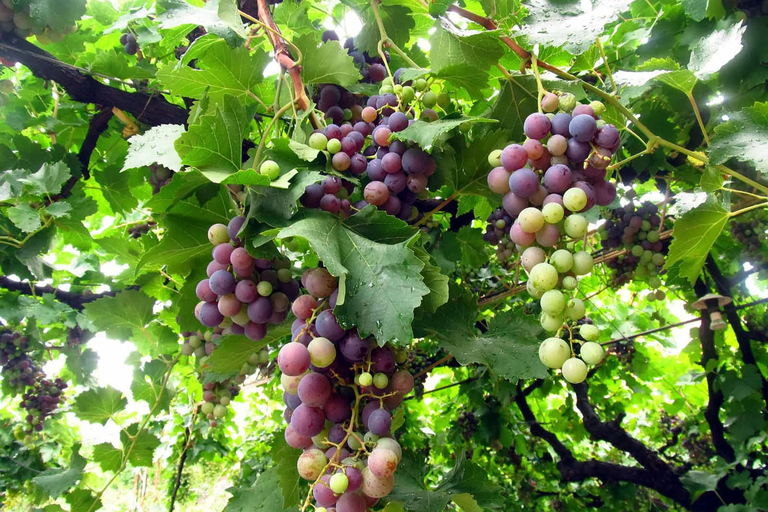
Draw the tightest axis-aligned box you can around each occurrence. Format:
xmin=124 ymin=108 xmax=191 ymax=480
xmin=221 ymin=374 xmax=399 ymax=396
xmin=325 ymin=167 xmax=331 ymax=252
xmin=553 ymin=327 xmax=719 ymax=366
xmin=277 ymin=266 xmax=415 ymax=509
xmin=194 ymin=217 xmax=302 ymax=340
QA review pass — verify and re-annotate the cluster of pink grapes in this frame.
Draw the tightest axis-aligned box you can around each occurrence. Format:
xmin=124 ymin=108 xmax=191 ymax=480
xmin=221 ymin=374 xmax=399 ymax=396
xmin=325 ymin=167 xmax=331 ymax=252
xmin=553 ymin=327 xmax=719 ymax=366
xmin=277 ymin=267 xmax=415 ymax=511
xmin=194 ymin=217 xmax=301 ymax=339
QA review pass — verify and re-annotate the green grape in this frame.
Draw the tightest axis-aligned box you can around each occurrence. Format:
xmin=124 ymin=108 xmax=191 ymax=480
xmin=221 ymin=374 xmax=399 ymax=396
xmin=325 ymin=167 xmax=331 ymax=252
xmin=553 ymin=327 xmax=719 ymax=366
xmin=348 ymin=432 xmax=364 ymax=450
xmin=519 ymin=207 xmax=545 ymax=233
xmin=413 ymin=78 xmax=428 ymax=91
xmin=580 ymin=341 xmax=605 ymax=365
xmin=201 ymin=401 xmax=215 ymax=415
xmin=189 ymin=335 xmax=202 ymax=348
xmin=359 ymin=372 xmax=373 ymax=387
xmin=540 ymin=313 xmax=564 ymax=332
xmin=330 ymin=473 xmax=349 ymax=494
xmin=308 ymin=337 xmax=336 ymax=368
xmin=257 ymin=281 xmax=273 ymax=296
xmin=589 ymin=100 xmax=606 ymax=115
xmin=649 ymin=276 xmax=661 ymax=288
xmin=421 ymin=91 xmax=437 ymax=108
xmin=259 ymin=160 xmax=280 ymax=180
xmin=309 ymin=132 xmax=328 ymax=150
xmin=373 ymin=373 xmax=389 ymax=389
xmin=571 ymin=251 xmax=594 ymax=276
xmin=527 ymin=280 xmax=544 ymax=299
xmin=647 ymin=230 xmax=660 ymax=242
xmin=550 ymin=249 xmax=573 ymax=273
xmin=562 ymin=276 xmax=578 ymax=290
xmin=379 ymin=84 xmax=394 ymax=94
xmin=563 ymin=188 xmax=588 ymax=212
xmin=327 ymin=138 xmax=342 ymax=154
xmin=213 ymin=404 xmax=227 ymax=418
xmin=565 ymin=298 xmax=586 ymax=321
xmin=539 ymin=337 xmax=571 ymax=368
xmin=540 ymin=289 xmax=566 ymax=316
xmin=652 ymin=253 xmax=665 ymax=266
xmin=564 ymin=214 xmax=588 ymax=238
xmin=558 ymin=93 xmax=577 ymax=112
xmin=631 ymin=245 xmax=643 ymax=257
xmin=437 ymin=93 xmax=451 ymax=109
xmin=655 ymin=290 xmax=665 ymax=300
xmin=401 ymin=85 xmax=415 ymax=103
xmin=542 ymin=202 xmax=564 ymax=224
xmin=561 ymin=357 xmax=588 ymax=383
xmin=580 ymin=324 xmax=599 ymax=341
xmin=488 ymin=149 xmax=502 ymax=167
xmin=530 ymin=263 xmax=559 ymax=291
xmin=364 ymin=432 xmax=380 ymax=444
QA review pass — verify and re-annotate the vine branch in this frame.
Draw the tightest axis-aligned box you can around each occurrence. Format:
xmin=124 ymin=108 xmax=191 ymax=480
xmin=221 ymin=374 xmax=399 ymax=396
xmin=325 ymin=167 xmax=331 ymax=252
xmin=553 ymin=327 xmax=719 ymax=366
xmin=0 ymin=276 xmax=138 ymax=311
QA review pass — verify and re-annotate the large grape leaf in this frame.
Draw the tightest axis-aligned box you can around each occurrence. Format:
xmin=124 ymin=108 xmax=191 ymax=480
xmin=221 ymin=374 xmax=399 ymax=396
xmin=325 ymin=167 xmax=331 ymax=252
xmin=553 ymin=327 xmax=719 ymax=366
xmin=517 ymin=0 xmax=633 ymax=55
xmin=665 ymin=198 xmax=730 ymax=284
xmin=175 ymin=95 xmax=256 ymax=183
xmin=384 ymin=452 xmax=504 ymax=512
xmin=415 ymin=283 xmax=549 ymax=381
xmin=204 ymin=321 xmax=292 ymax=382
xmin=156 ymin=0 xmax=246 ymax=47
xmin=246 ymin=171 xmax=324 ymax=227
xmin=688 ymin=20 xmax=746 ymax=80
xmin=225 ymin=467 xmax=296 ymax=512
xmin=294 ymin=35 xmax=361 ymax=87
xmin=83 ymin=290 xmax=155 ymax=340
xmin=123 ymin=125 xmax=185 ymax=172
xmin=32 ymin=446 xmax=87 ymax=498
xmin=120 ymin=424 xmax=160 ymax=467
xmin=412 ymin=244 xmax=449 ymax=314
xmin=158 ymin=41 xmax=269 ymax=102
xmin=72 ymin=387 xmax=127 ymax=425
xmin=354 ymin=4 xmax=415 ymax=56
xmin=279 ymin=208 xmax=429 ymax=345
xmin=391 ymin=116 xmax=497 ymax=152
xmin=28 ymin=0 xmax=87 ymax=33
xmin=428 ymin=22 xmax=504 ymax=75
xmin=271 ymin=435 xmax=302 ymax=509
xmin=709 ymin=101 xmax=768 ymax=175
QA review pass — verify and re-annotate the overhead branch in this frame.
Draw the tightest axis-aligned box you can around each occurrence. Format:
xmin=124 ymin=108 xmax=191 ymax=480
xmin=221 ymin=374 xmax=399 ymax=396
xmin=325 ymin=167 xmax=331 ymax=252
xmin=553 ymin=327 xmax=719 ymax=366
xmin=0 ymin=276 xmax=137 ymax=311
xmin=0 ymin=36 xmax=188 ymax=126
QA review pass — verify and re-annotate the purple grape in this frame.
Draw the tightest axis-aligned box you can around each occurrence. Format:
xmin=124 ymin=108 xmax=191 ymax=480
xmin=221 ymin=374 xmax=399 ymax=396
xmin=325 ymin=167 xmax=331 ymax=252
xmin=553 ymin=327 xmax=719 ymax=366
xmin=325 ymin=124 xmax=342 ymax=140
xmin=508 ymin=168 xmax=540 ymax=198
xmin=341 ymin=137 xmax=357 ymax=156
xmin=371 ymin=347 xmax=395 ymax=373
xmin=583 ymin=165 xmax=606 ymax=182
xmin=348 ymin=131 xmax=365 ymax=151
xmin=320 ymin=194 xmax=341 ymax=214
xmin=285 ymin=425 xmax=313 ymax=449
xmin=339 ymin=331 xmax=372 ymax=362
xmin=227 ymin=216 xmax=246 ymax=241
xmin=298 ymin=372 xmax=332 ymax=407
xmin=323 ymin=394 xmax=352 ymax=423
xmin=523 ymin=113 xmax=551 ymax=140
xmin=247 ymin=296 xmax=273 ymax=323
xmin=278 ymin=342 xmax=311 ymax=376
xmin=316 ymin=310 xmax=347 ymax=341
xmin=320 ymin=85 xmax=341 ymax=104
xmin=573 ymin=104 xmax=595 ymax=117
xmin=543 ymin=164 xmax=572 ymax=193
xmin=328 ymin=423 xmax=346 ymax=444
xmin=198 ymin=302 xmax=224 ymax=327
xmin=502 ymin=192 xmax=528 ymax=217
xmin=244 ymin=321 xmax=266 ymax=340
xmin=362 ymin=401 xmax=381 ymax=426
xmin=406 ymin=174 xmax=427 ymax=193
xmin=383 ymin=171 xmax=407 ymax=194
xmin=500 ymin=144 xmax=528 ymax=171
xmin=595 ymin=124 xmax=620 ymax=150
xmin=209 ymin=270 xmax=236 ymax=295
xmin=535 ymin=224 xmax=559 ymax=247
xmin=345 ymin=466 xmax=363 ymax=493
xmin=332 ymin=152 xmax=351 ymax=171
xmin=594 ymin=180 xmax=617 ymax=206
xmin=322 ymin=176 xmax=342 ymax=194
xmin=326 ymin=106 xmax=344 ymax=125
xmin=350 ymin=153 xmax=367 ymax=175
xmin=381 ymin=152 xmax=402 ymax=174
xmin=382 ymin=195 xmax=401 ymax=216
xmin=367 ymin=159 xmax=387 ymax=181
xmin=207 ymin=260 xmax=227 ymax=277
xmin=566 ymin=138 xmax=591 ymax=163
xmin=550 ymin=113 xmax=572 ymax=136
xmin=279 ymin=279 xmax=301 ymax=301
xmin=569 ymin=114 xmax=598 ymax=142
xmin=388 ymin=140 xmax=407 ymax=155
xmin=235 ymin=280 xmax=257 ymax=303
xmin=325 ymin=446 xmax=351 ymax=462
xmin=284 ymin=391 xmax=302 ymax=409
xmin=230 ymin=247 xmax=254 ymax=269
xmin=401 ymin=148 xmax=431 ymax=174
xmin=388 ymin=112 xmax=408 ymax=132
xmin=196 ymin=279 xmax=217 ymax=303
xmin=543 ymin=193 xmax=563 ymax=206
xmin=336 ymin=493 xmax=366 ymax=512
xmin=368 ymin=408 xmax=392 ymax=436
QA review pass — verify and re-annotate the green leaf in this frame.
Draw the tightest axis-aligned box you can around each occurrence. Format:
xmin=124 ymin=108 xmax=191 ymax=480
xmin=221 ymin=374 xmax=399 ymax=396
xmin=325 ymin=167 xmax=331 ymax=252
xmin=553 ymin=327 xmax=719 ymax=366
xmin=133 ymin=322 xmax=179 ymax=357
xmin=247 ymin=171 xmax=324 ymax=227
xmin=124 ymin=124 xmax=186 ymax=172
xmin=143 ymin=170 xmax=211 ymax=214
xmin=73 ymin=387 xmax=127 ymax=424
xmin=220 ymin=168 xmax=272 ymax=186
xmin=176 ymin=95 xmax=256 ymax=182
xmin=432 ymin=129 xmax=509 ymax=198
xmin=132 ymin=359 xmax=173 ymax=410
xmin=681 ymin=471 xmax=721 ymax=501
xmin=391 ymin=116 xmax=496 ymax=152
xmin=156 ymin=0 xmax=246 ymax=47
xmin=689 ymin=20 xmax=746 ymax=80
xmin=655 ymin=70 xmax=698 ymax=95
xmin=92 ymin=443 xmax=123 ymax=473
xmin=205 ymin=323 xmax=292 ymax=381
xmin=455 ymin=226 xmax=488 ymax=268
xmin=665 ymin=198 xmax=730 ymax=284
xmin=483 ymin=79 xmax=534 ymax=143
xmin=158 ymin=41 xmax=269 ymax=102
xmin=434 ymin=64 xmax=491 ymax=99
xmin=120 ymin=425 xmax=160 ymax=467
xmin=355 ymin=4 xmax=415 ymax=56
xmin=700 ymin=165 xmax=724 ymax=192
xmin=518 ymin=0 xmax=633 ymax=55
xmin=682 ymin=0 xmax=725 ymax=22
xmin=709 ymin=101 xmax=768 ymax=174
xmin=28 ymin=0 xmax=86 ymax=33
xmin=20 ymin=161 xmax=71 ymax=196
xmin=225 ymin=467 xmax=294 ymax=512
xmin=32 ymin=446 xmax=87 ymax=498
xmin=271 ymin=434 xmax=302 ymax=508
xmin=84 ymin=290 xmax=155 ymax=340
xmin=294 ymin=35 xmax=360 ymax=86
xmin=90 ymin=50 xmax=156 ymax=80
xmin=428 ymin=22 xmax=504 ymax=75
xmin=43 ymin=201 xmax=73 ymax=219
xmin=8 ymin=203 xmax=41 ymax=233
xmin=65 ymin=489 xmax=102 ymax=512
xmin=279 ymin=208 xmax=430 ymax=345
xmin=412 ymin=244 xmax=449 ymax=314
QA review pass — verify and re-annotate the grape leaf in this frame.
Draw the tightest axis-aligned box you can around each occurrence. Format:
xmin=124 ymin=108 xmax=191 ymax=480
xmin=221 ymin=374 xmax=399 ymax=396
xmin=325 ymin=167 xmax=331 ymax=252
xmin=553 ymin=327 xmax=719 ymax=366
xmin=120 ymin=425 xmax=160 ymax=467
xmin=43 ymin=202 xmax=72 ymax=219
xmin=72 ymin=387 xmax=127 ymax=425
xmin=279 ymin=209 xmax=429 ymax=345
xmin=654 ymin=70 xmax=698 ymax=95
xmin=689 ymin=20 xmax=746 ymax=79
xmin=412 ymin=244 xmax=449 ymax=314
xmin=432 ymin=129 xmax=510 ymax=198
xmin=32 ymin=446 xmax=87 ymax=498
xmin=518 ymin=0 xmax=633 ymax=55
xmin=175 ymin=95 xmax=257 ymax=183
xmin=354 ymin=4 xmax=415 ymax=56
xmin=66 ymin=489 xmax=102 ymax=512
xmin=271 ymin=434 xmax=302 ymax=508
xmin=124 ymin=124 xmax=185 ymax=172
xmin=158 ymin=41 xmax=269 ymax=102
xmin=92 ymin=444 xmax=123 ymax=473
xmin=90 ymin=50 xmax=156 ymax=80
xmin=700 ymin=165 xmax=724 ymax=192
xmin=204 ymin=322 xmax=292 ymax=381
xmin=20 ymin=161 xmax=71 ymax=196
xmin=391 ymin=116 xmax=496 ymax=152
xmin=224 ymin=467 xmax=294 ymax=512
xmin=156 ymin=0 xmax=246 ymax=47
xmin=143 ymin=170 xmax=212 ymax=213
xmin=665 ymin=198 xmax=730 ymax=284
xmin=131 ymin=359 xmax=174 ymax=410
xmin=415 ymin=283 xmax=549 ymax=381
xmin=294 ymin=35 xmax=361 ymax=86
xmin=434 ymin=63 xmax=492 ymax=99
xmin=28 ymin=0 xmax=87 ymax=33
xmin=709 ymin=101 xmax=768 ymax=174
xmin=83 ymin=290 xmax=155 ymax=340
xmin=428 ymin=22 xmax=504 ymax=75
xmin=8 ymin=203 xmax=41 ymax=233
xmin=246 ymin=171 xmax=324 ymax=227
xmin=483 ymin=79 xmax=534 ymax=143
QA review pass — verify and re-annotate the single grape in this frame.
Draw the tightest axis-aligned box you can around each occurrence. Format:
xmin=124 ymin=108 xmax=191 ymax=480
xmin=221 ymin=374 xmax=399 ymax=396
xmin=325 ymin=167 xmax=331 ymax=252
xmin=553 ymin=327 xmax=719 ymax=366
xmin=503 ymin=192 xmax=528 ymax=217
xmin=368 ymin=447 xmax=399 ymax=478
xmin=535 ymin=224 xmax=559 ymax=247
xmin=529 ymin=263 xmax=558 ymax=291
xmin=565 ymin=298 xmax=586 ymax=321
xmin=563 ymin=188 xmax=588 ymax=212
xmin=260 ymin=160 xmax=280 ymax=180
xmin=561 ymin=357 xmax=588 ymax=383
xmin=373 ymin=373 xmax=389 ymax=389
xmin=564 ymin=214 xmax=588 ymax=238
xmin=361 ymin=467 xmax=395 ymax=499
xmin=487 ymin=167 xmax=511 ymax=194
xmin=488 ymin=149 xmax=502 ymax=167
xmin=580 ymin=324 xmax=599 ymax=342
xmin=521 ymin=246 xmax=546 ymax=272
xmin=541 ymin=92 xmax=559 ymax=112
xmin=359 ymin=371 xmax=373 ymax=387
xmin=540 ymin=313 xmax=564 ymax=332
xmin=291 ymin=404 xmax=326 ymax=437
xmin=571 ymin=251 xmax=594 ymax=275
xmin=542 ymin=202 xmax=564 ymax=224
xmin=509 ymin=221 xmax=536 ymax=246
xmin=297 ymin=448 xmax=327 ymax=480
xmin=302 ymin=268 xmax=337 ymax=298
xmin=569 ymin=114 xmax=597 ymax=142
xmin=298 ymin=372 xmax=332 ymax=407
xmin=308 ymin=337 xmax=336 ymax=368
xmin=562 ymin=276 xmax=578 ymax=290
xmin=524 ymin=113 xmax=551 ymax=140
xmin=543 ymin=164 xmax=572 ymax=194
xmin=278 ymin=342 xmax=311 ymax=376
xmin=330 ymin=472 xmax=350 ymax=494
xmin=292 ymin=294 xmax=317 ymax=319
xmin=539 ymin=337 xmax=570 ymax=368
xmin=546 ymin=134 xmax=568 ymax=156
xmin=508 ymin=168 xmax=540 ymax=198
xmin=364 ymin=181 xmax=389 ymax=206
xmin=208 ymin=224 xmax=229 ymax=245
xmin=540 ymin=289 xmax=566 ymax=316
xmin=500 ymin=144 xmax=528 ymax=171
xmin=367 ymin=408 xmax=392 ymax=436
xmin=518 ymin=207 xmax=545 ymax=233
xmin=580 ymin=341 xmax=605 ymax=365
xmin=550 ymin=249 xmax=573 ymax=273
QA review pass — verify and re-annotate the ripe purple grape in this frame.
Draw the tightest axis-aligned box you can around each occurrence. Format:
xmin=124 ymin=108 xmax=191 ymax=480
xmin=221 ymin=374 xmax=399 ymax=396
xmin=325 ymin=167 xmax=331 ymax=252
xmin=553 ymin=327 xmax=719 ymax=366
xmin=550 ymin=113 xmax=572 ymax=136
xmin=508 ymin=168 xmax=540 ymax=198
xmin=196 ymin=279 xmax=217 ymax=303
xmin=569 ymin=114 xmax=598 ymax=142
xmin=302 ymin=268 xmax=337 ymax=298
xmin=297 ymin=372 xmax=332 ymax=407
xmin=500 ymin=144 xmax=528 ymax=171
xmin=291 ymin=403 xmax=326 ymax=438
xmin=209 ymin=270 xmax=236 ymax=296
xmin=523 ymin=113 xmax=551 ymax=140
xmin=278 ymin=342 xmax=311 ymax=376
xmin=244 ymin=321 xmax=266 ymax=340
xmin=503 ymin=192 xmax=528 ymax=217
xmin=381 ymin=152 xmax=402 ymax=174
xmin=339 ymin=331 xmax=371 ymax=362
xmin=323 ymin=394 xmax=352 ymax=423
xmin=247 ymin=296 xmax=273 ymax=324
xmin=315 ymin=310 xmax=346 ymax=341
xmin=364 ymin=181 xmax=389 ymax=206
xmin=487 ymin=166 xmax=511 ymax=194
xmin=198 ymin=302 xmax=224 ymax=327
xmin=367 ymin=408 xmax=392 ymax=436
xmin=543 ymin=164 xmax=572 ymax=193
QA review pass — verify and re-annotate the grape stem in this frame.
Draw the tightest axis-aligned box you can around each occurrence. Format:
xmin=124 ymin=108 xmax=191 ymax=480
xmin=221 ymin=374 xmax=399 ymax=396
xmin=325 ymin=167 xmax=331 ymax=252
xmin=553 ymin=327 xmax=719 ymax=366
xmin=251 ymin=101 xmax=298 ymax=170
xmin=414 ymin=193 xmax=457 ymax=227
xmin=530 ymin=52 xmax=545 ymax=114
xmin=595 ymin=36 xmax=617 ymax=95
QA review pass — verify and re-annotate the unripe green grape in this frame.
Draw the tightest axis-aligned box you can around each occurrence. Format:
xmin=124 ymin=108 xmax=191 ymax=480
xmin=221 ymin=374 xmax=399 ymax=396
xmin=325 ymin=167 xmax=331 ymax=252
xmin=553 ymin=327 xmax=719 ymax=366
xmin=194 ymin=346 xmax=206 ymax=358
xmin=201 ymin=401 xmax=215 ymax=415
xmin=562 ymin=275 xmax=578 ymax=290
xmin=541 ymin=92 xmax=559 ymax=112
xmin=312 ymin=424 xmax=331 ymax=446
xmin=565 ymin=298 xmax=586 ymax=321
xmin=330 ymin=472 xmax=349 ymax=494
xmin=563 ymin=188 xmax=588 ymax=212
xmin=580 ymin=324 xmax=599 ymax=341
xmin=208 ymin=223 xmax=229 ymax=245
xmin=558 ymin=93 xmax=577 ymax=112
xmin=248 ymin=352 xmax=260 ymax=365
xmin=379 ymin=84 xmax=394 ymax=94
xmin=631 ymin=245 xmax=643 ymax=257
xmin=348 ymin=432 xmax=364 ymax=450
xmin=550 ymin=249 xmax=573 ymax=273
xmin=647 ymin=230 xmax=660 ymax=243
xmin=649 ymin=276 xmax=662 ymax=288
xmin=529 ymin=263 xmax=559 ymax=291
xmin=561 ymin=357 xmax=588 ymax=383
xmin=364 ymin=431 xmax=380 ymax=444
xmin=308 ymin=337 xmax=336 ymax=368
xmin=213 ymin=404 xmax=227 ymax=418
xmin=540 ymin=313 xmax=564 ymax=332
xmin=488 ymin=149 xmax=502 ymax=167
xmin=518 ymin=207 xmax=545 ymax=233
xmin=373 ymin=372 xmax=389 ymax=389
xmin=343 ymin=108 xmax=352 ymax=120
xmin=542 ymin=202 xmax=564 ymax=224
xmin=258 ymin=349 xmax=269 ymax=364
xmin=327 ymin=138 xmax=342 ymax=154
xmin=539 ymin=337 xmax=571 ymax=368
xmin=281 ymin=372 xmax=304 ymax=394
xmin=571 ymin=251 xmax=594 ymax=276
xmin=219 ymin=396 xmax=231 ymax=406
xmin=309 ymin=132 xmax=328 ymax=150
xmin=580 ymin=341 xmax=605 ymax=365
xmin=260 ymin=160 xmax=280 ymax=180
xmin=359 ymin=372 xmax=373 ymax=387
xmin=181 ymin=343 xmax=195 ymax=356
xmin=413 ymin=78 xmax=428 ymax=91
xmin=257 ymin=281 xmax=273 ymax=296
xmin=527 ymin=280 xmax=544 ymax=299
xmin=233 ymin=306 xmax=250 ymax=326
xmin=540 ymin=289 xmax=566 ymax=316
xmin=589 ymin=100 xmax=606 ymax=115
xmin=641 ymin=220 xmax=651 ymax=231
xmin=641 ymin=249 xmax=653 ymax=262
xmin=437 ymin=93 xmax=451 ymax=109
xmin=459 ymin=121 xmax=471 ymax=133
xmin=316 ymin=508 xmax=327 ymax=512
xmin=421 ymin=90 xmax=437 ymax=108
xmin=189 ymin=335 xmax=202 ymax=348
xmin=652 ymin=253 xmax=665 ymax=266
xmin=564 ymin=214 xmax=588 ymax=238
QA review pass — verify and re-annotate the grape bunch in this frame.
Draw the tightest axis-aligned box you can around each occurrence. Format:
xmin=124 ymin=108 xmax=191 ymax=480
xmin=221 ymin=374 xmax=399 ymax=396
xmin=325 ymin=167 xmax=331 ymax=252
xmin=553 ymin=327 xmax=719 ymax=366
xmin=21 ymin=377 xmax=67 ymax=433
xmin=149 ymin=164 xmax=173 ymax=194
xmin=200 ymin=380 xmax=240 ymax=427
xmin=195 ymin=218 xmax=302 ymax=339
xmin=300 ymin=175 xmax=355 ymax=218
xmin=730 ymin=215 xmax=767 ymax=265
xmin=599 ymin=201 xmax=671 ymax=291
xmin=457 ymin=410 xmax=478 ymax=441
xmin=0 ymin=1 xmax=76 ymax=42
xmin=538 ymin=323 xmax=605 ymax=384
xmin=278 ymin=267 xmax=415 ymax=510
xmin=127 ymin=220 xmax=156 ymax=239
xmin=483 ymin=208 xmax=517 ymax=262
xmin=119 ymin=32 xmax=138 ymax=55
